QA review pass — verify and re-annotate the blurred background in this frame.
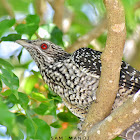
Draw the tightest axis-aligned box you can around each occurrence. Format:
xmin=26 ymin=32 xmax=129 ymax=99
xmin=0 ymin=0 xmax=140 ymax=139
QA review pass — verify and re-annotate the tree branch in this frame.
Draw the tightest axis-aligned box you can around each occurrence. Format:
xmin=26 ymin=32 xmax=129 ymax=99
xmin=66 ymin=17 xmax=107 ymax=53
xmin=81 ymin=0 xmax=126 ymax=132
xmin=79 ymin=90 xmax=140 ymax=139
xmin=53 ymin=0 xmax=65 ymax=30
xmin=1 ymin=0 xmax=15 ymax=18
xmin=34 ymin=0 xmax=47 ymax=25
xmin=134 ymin=1 xmax=140 ymax=10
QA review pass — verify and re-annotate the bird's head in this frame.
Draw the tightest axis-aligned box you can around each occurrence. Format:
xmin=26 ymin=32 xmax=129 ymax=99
xmin=16 ymin=39 xmax=70 ymax=65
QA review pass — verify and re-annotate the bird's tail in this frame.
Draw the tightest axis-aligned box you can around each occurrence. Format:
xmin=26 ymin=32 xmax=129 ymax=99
xmin=120 ymin=121 xmax=140 ymax=140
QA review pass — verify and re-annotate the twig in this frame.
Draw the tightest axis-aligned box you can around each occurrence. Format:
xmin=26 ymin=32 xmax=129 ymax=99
xmin=134 ymin=1 xmax=140 ymax=10
xmin=47 ymin=0 xmax=54 ymax=7
xmin=35 ymin=32 xmax=43 ymax=39
xmin=1 ymin=0 xmax=15 ymax=18
xmin=66 ymin=17 xmax=107 ymax=53
xmin=35 ymin=0 xmax=47 ymax=25
xmin=53 ymin=0 xmax=65 ymax=30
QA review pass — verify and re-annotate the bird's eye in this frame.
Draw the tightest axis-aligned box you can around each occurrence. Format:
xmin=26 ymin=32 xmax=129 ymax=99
xmin=41 ymin=43 xmax=48 ymax=50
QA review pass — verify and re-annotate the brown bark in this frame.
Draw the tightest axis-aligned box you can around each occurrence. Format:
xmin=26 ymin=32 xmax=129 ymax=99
xmin=53 ymin=0 xmax=65 ymax=30
xmin=1 ymin=0 xmax=15 ymax=18
xmin=77 ymin=0 xmax=126 ymax=137
xmin=35 ymin=0 xmax=47 ymax=25
xmin=83 ymin=0 xmax=126 ymax=129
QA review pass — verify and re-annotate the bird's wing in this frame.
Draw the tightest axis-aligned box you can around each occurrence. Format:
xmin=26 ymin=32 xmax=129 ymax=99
xmin=120 ymin=61 xmax=140 ymax=93
xmin=72 ymin=48 xmax=140 ymax=93
xmin=72 ymin=48 xmax=102 ymax=78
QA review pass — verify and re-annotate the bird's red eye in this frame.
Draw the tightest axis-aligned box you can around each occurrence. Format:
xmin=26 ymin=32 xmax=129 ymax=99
xmin=41 ymin=43 xmax=48 ymax=50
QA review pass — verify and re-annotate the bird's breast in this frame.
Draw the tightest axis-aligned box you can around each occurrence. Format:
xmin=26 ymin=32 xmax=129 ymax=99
xmin=40 ymin=59 xmax=99 ymax=108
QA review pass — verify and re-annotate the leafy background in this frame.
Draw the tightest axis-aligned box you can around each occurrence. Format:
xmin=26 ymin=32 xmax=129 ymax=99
xmin=0 ymin=0 xmax=140 ymax=139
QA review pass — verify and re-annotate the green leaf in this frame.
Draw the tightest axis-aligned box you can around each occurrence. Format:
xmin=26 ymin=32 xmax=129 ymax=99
xmin=15 ymin=15 xmax=40 ymax=37
xmin=113 ymin=136 xmax=123 ymax=140
xmin=11 ymin=74 xmax=19 ymax=90
xmin=17 ymin=49 xmax=23 ymax=63
xmin=57 ymin=112 xmax=79 ymax=123
xmin=0 ymin=69 xmax=19 ymax=91
xmin=0 ymin=98 xmax=15 ymax=132
xmin=16 ymin=129 xmax=24 ymax=140
xmin=24 ymin=118 xmax=51 ymax=140
xmin=31 ymin=92 xmax=46 ymax=101
xmin=50 ymin=26 xmax=63 ymax=46
xmin=24 ymin=118 xmax=37 ymax=138
xmin=1 ymin=34 xmax=21 ymax=41
xmin=34 ymin=101 xmax=56 ymax=116
xmin=1 ymin=68 xmax=19 ymax=90
xmin=8 ymin=92 xmax=29 ymax=108
xmin=1 ymin=89 xmax=12 ymax=96
xmin=26 ymin=14 xmax=40 ymax=25
xmin=14 ymin=60 xmax=32 ymax=69
xmin=16 ymin=114 xmax=26 ymax=124
xmin=33 ymin=118 xmax=51 ymax=140
xmin=16 ymin=24 xmax=39 ymax=37
xmin=24 ymin=75 xmax=38 ymax=94
xmin=0 ymin=58 xmax=14 ymax=70
xmin=0 ymin=19 xmax=15 ymax=37
xmin=0 ymin=80 xmax=2 ymax=92
xmin=18 ymin=92 xmax=29 ymax=108
xmin=8 ymin=94 xmax=19 ymax=104
xmin=52 ymin=96 xmax=62 ymax=102
xmin=33 ymin=103 xmax=48 ymax=115
xmin=40 ymin=24 xmax=63 ymax=46
xmin=50 ymin=120 xmax=61 ymax=128
xmin=1 ymin=66 xmax=13 ymax=77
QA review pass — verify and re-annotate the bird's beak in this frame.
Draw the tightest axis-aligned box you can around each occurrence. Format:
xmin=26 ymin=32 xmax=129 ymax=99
xmin=16 ymin=39 xmax=32 ymax=48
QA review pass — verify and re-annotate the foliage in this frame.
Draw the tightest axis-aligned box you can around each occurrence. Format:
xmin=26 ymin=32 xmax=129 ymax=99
xmin=0 ymin=0 xmax=140 ymax=139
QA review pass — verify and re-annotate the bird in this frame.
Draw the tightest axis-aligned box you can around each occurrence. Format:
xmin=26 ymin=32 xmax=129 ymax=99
xmin=16 ymin=39 xmax=140 ymax=140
